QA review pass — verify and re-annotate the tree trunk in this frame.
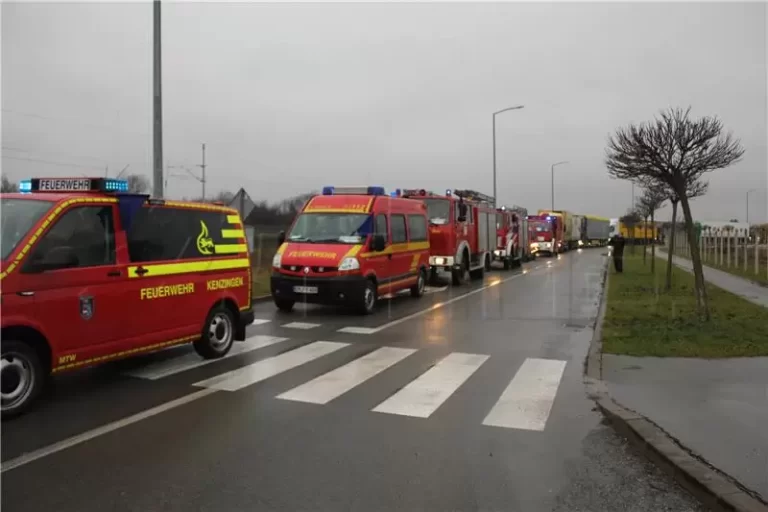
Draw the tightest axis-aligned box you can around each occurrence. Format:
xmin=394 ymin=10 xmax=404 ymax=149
xmin=678 ymin=194 xmax=709 ymax=320
xmin=650 ymin=211 xmax=656 ymax=274
xmin=666 ymin=201 xmax=677 ymax=291
xmin=643 ymin=217 xmax=648 ymax=263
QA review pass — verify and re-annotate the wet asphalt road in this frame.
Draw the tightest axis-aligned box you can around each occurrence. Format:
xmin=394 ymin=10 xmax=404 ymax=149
xmin=1 ymin=250 xmax=703 ymax=512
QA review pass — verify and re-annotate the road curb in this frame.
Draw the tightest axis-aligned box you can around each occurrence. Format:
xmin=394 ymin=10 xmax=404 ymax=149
xmin=251 ymin=294 xmax=272 ymax=305
xmin=585 ymin=254 xmax=768 ymax=512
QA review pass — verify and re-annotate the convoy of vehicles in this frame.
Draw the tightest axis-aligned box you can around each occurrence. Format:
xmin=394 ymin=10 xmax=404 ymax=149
xmin=1 ymin=177 xmax=254 ymax=417
xmin=0 ymin=177 xmax=636 ymax=418
xmin=609 ymin=218 xmax=661 ymax=242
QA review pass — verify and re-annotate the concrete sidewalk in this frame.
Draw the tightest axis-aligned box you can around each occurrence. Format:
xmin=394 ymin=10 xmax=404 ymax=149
xmin=657 ymin=249 xmax=768 ymax=308
xmin=602 ymin=354 xmax=768 ymax=503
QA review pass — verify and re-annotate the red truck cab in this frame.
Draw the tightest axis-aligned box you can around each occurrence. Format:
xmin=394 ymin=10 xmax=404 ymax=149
xmin=527 ymin=214 xmax=562 ymax=256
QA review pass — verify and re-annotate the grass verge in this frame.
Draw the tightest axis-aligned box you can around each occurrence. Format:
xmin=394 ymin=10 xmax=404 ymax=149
xmin=665 ymin=247 xmax=768 ymax=286
xmin=602 ymin=253 xmax=768 ymax=357
xmin=252 ymin=267 xmax=271 ymax=298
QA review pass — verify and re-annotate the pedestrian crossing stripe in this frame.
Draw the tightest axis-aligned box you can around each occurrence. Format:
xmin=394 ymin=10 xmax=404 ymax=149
xmin=126 ymin=338 xmax=567 ymax=432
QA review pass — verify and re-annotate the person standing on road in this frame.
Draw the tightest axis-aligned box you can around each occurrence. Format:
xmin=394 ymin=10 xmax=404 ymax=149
xmin=609 ymin=233 xmax=626 ymax=272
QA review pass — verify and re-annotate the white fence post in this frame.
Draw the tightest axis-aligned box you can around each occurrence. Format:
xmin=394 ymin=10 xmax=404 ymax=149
xmin=756 ymin=235 xmax=760 ymax=275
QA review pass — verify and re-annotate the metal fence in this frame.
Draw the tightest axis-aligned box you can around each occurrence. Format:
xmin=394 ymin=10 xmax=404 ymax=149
xmin=666 ymin=226 xmax=768 ymax=281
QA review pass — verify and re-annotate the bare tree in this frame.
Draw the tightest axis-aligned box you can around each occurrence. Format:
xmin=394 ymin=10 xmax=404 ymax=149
xmin=605 ymin=107 xmax=744 ymax=320
xmin=125 ymin=174 xmax=150 ymax=194
xmin=1 ymin=175 xmax=19 ymax=193
xmin=636 ymin=185 xmax=667 ymax=273
xmin=664 ymin=179 xmax=708 ymax=291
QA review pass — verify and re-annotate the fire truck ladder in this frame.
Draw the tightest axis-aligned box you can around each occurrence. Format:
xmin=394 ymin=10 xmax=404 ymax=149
xmin=453 ymin=189 xmax=495 ymax=205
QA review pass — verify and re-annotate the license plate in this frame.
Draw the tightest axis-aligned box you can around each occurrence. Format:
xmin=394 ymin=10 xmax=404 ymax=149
xmin=537 ymin=236 xmax=545 ymax=242
xmin=293 ymin=286 xmax=318 ymax=294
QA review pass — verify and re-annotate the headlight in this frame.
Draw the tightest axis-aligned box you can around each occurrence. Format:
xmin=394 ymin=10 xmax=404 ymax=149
xmin=338 ymin=257 xmax=360 ymax=271
xmin=272 ymin=253 xmax=282 ymax=268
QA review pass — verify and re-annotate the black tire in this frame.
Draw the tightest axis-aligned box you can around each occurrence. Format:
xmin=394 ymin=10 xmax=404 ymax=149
xmin=452 ymin=258 xmax=469 ymax=285
xmin=2 ymin=341 xmax=46 ymax=419
xmin=469 ymin=260 xmax=484 ymax=280
xmin=194 ymin=305 xmax=235 ymax=359
xmin=410 ymin=269 xmax=427 ymax=298
xmin=503 ymin=257 xmax=511 ymax=270
xmin=274 ymin=298 xmax=295 ymax=312
xmin=358 ymin=280 xmax=377 ymax=315
xmin=429 ymin=267 xmax=440 ymax=285
xmin=484 ymin=254 xmax=492 ymax=272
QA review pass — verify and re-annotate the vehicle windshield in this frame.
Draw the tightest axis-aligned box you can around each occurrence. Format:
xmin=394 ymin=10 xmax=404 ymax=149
xmin=534 ymin=224 xmax=550 ymax=232
xmin=1 ymin=198 xmax=54 ymax=260
xmin=287 ymin=212 xmax=373 ymax=243
xmin=423 ymin=198 xmax=450 ymax=224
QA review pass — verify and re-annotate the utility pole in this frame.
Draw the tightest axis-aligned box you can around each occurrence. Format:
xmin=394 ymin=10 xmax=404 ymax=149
xmin=152 ymin=0 xmax=164 ymax=198
xmin=197 ymin=143 xmax=207 ymax=200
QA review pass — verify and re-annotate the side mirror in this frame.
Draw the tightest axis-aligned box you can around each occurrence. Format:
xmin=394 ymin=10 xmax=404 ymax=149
xmin=457 ymin=203 xmax=468 ymax=222
xmin=277 ymin=231 xmax=286 ymax=246
xmin=371 ymin=234 xmax=386 ymax=252
xmin=26 ymin=246 xmax=79 ymax=273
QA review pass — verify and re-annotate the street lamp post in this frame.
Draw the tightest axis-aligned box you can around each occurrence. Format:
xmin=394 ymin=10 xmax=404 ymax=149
xmin=550 ymin=161 xmax=568 ymax=210
xmin=746 ymin=189 xmax=757 ymax=224
xmin=492 ymin=105 xmax=524 ymax=207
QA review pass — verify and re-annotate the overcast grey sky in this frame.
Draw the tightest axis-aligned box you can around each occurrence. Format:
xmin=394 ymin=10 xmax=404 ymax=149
xmin=2 ymin=2 xmax=767 ymax=222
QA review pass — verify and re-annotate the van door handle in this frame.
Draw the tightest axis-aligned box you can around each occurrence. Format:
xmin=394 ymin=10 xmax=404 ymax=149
xmin=107 ymin=270 xmax=121 ymax=277
xmin=134 ymin=266 xmax=149 ymax=276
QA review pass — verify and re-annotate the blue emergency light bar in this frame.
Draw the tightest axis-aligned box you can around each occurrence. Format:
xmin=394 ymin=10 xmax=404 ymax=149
xmin=19 ymin=177 xmax=129 ymax=194
xmin=322 ymin=186 xmax=386 ymax=196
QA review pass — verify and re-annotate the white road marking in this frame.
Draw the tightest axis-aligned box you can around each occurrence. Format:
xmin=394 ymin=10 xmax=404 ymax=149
xmin=424 ymin=285 xmax=448 ymax=294
xmin=124 ymin=335 xmax=289 ymax=380
xmin=282 ymin=322 xmax=322 ymax=330
xmin=250 ymin=319 xmax=271 ymax=326
xmin=1 ymin=388 xmax=218 ymax=474
xmin=482 ymin=358 xmax=566 ymax=431
xmin=277 ymin=346 xmax=417 ymax=404
xmin=372 ymin=352 xmax=489 ymax=418
xmin=336 ymin=326 xmax=378 ymax=334
xmin=193 ymin=341 xmax=348 ymax=392
xmin=361 ymin=265 xmax=547 ymax=334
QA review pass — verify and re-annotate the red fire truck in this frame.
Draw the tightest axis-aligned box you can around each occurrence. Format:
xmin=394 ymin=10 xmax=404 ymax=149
xmin=400 ymin=188 xmax=496 ymax=285
xmin=494 ymin=205 xmax=531 ymax=269
xmin=527 ymin=213 xmax=564 ymax=256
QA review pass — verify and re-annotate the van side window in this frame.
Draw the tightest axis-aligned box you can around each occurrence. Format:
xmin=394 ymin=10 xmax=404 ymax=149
xmin=128 ymin=207 xmax=234 ymax=262
xmin=26 ymin=205 xmax=115 ymax=271
xmin=375 ymin=214 xmax=388 ymax=244
xmin=408 ymin=215 xmax=427 ymax=242
xmin=391 ymin=214 xmax=407 ymax=244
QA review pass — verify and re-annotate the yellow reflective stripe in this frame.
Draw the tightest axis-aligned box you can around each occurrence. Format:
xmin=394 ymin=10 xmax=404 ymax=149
xmin=359 ymin=241 xmax=429 ymax=258
xmin=214 ymin=244 xmax=247 ymax=254
xmin=227 ymin=215 xmax=242 ymax=225
xmin=221 ymin=229 xmax=245 ymax=239
xmin=128 ymin=258 xmax=250 ymax=278
xmin=339 ymin=245 xmax=363 ymax=263
xmin=276 ymin=243 xmax=288 ymax=255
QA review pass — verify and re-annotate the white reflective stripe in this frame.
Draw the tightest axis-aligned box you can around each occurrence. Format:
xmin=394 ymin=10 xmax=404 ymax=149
xmin=337 ymin=327 xmax=378 ymax=334
xmin=372 ymin=352 xmax=488 ymax=418
xmin=125 ymin=336 xmax=288 ymax=380
xmin=278 ymin=347 xmax=416 ymax=404
xmin=193 ymin=341 xmax=348 ymax=391
xmin=483 ymin=358 xmax=566 ymax=431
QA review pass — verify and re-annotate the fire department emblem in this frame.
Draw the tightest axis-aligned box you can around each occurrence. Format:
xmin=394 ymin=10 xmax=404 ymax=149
xmin=303 ymin=267 xmax=310 ymax=274
xmin=80 ymin=296 xmax=94 ymax=320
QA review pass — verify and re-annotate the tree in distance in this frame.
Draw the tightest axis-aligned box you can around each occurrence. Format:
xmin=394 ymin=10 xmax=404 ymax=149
xmin=636 ymin=184 xmax=667 ymax=272
xmin=125 ymin=174 xmax=150 ymax=194
xmin=605 ymin=106 xmax=744 ymax=320
xmin=661 ymin=179 xmax=708 ymax=291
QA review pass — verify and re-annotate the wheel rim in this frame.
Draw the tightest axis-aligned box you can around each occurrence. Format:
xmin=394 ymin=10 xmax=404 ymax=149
xmin=208 ymin=313 xmax=233 ymax=350
xmin=364 ymin=287 xmax=375 ymax=310
xmin=418 ymin=273 xmax=425 ymax=293
xmin=1 ymin=352 xmax=34 ymax=409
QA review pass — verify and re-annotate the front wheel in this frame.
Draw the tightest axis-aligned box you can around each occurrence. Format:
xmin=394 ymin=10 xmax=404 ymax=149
xmin=452 ymin=260 xmax=469 ymax=285
xmin=357 ymin=280 xmax=378 ymax=315
xmin=411 ymin=269 xmax=426 ymax=298
xmin=274 ymin=298 xmax=295 ymax=312
xmin=2 ymin=341 xmax=46 ymax=419
xmin=195 ymin=306 xmax=235 ymax=359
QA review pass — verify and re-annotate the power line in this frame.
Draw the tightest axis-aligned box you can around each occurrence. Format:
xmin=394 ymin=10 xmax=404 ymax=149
xmin=2 ymin=146 xmax=108 ymax=164
xmin=1 ymin=155 xmax=105 ymax=170
xmin=1 ymin=108 xmax=151 ymax=137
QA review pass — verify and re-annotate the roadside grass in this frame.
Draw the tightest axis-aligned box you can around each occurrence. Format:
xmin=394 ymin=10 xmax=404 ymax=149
xmin=251 ymin=266 xmax=271 ymax=298
xmin=601 ymin=253 xmax=768 ymax=357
